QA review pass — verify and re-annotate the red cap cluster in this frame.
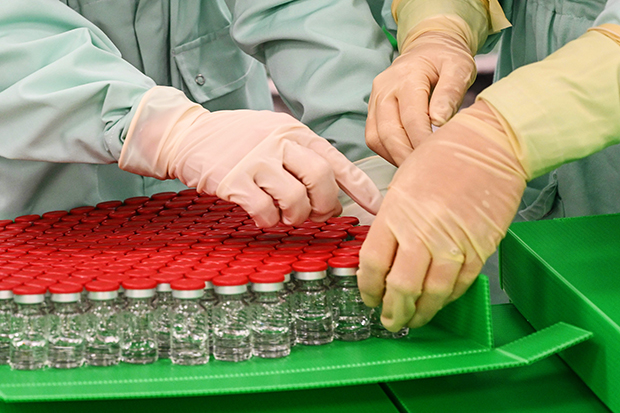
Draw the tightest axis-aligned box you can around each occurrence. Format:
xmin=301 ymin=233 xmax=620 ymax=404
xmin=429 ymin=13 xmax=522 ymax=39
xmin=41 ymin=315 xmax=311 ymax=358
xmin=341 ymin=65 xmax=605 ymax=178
xmin=0 ymin=189 xmax=368 ymax=295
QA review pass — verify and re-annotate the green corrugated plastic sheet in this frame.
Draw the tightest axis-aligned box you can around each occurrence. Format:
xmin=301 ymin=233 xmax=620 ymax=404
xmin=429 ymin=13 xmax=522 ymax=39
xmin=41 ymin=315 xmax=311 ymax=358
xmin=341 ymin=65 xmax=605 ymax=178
xmin=501 ymin=213 xmax=620 ymax=413
xmin=386 ymin=305 xmax=609 ymax=413
xmin=0 ymin=276 xmax=591 ymax=403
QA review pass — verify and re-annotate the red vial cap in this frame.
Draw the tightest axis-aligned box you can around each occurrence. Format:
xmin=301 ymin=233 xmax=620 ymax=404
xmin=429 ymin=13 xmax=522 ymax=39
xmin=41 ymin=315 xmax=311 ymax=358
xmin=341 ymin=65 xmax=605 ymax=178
xmin=97 ymin=274 xmax=128 ymax=284
xmin=25 ymin=279 xmax=56 ymax=289
xmin=292 ymin=260 xmax=328 ymax=272
xmin=178 ymin=188 xmax=200 ymax=197
xmin=321 ymin=224 xmax=352 ymax=232
xmin=212 ymin=275 xmax=249 ymax=287
xmin=255 ymin=233 xmax=287 ymax=241
xmin=221 ymin=267 xmax=254 ymax=277
xmin=347 ymin=225 xmax=370 ymax=237
xmin=308 ymin=238 xmax=341 ymax=246
xmin=275 ymin=243 xmax=306 ymax=251
xmin=150 ymin=273 xmax=183 ymax=284
xmin=49 ymin=283 xmax=83 ymax=294
xmin=256 ymin=263 xmax=292 ymax=275
xmin=281 ymin=235 xmax=313 ymax=244
xmin=326 ymin=216 xmax=360 ymax=226
xmin=339 ymin=240 xmax=363 ymax=248
xmin=124 ymin=196 xmax=150 ymax=205
xmin=122 ymin=278 xmax=157 ymax=290
xmin=263 ymin=256 xmax=297 ymax=265
xmin=96 ymin=200 xmax=123 ymax=210
xmin=298 ymin=220 xmax=324 ymax=229
xmin=14 ymin=214 xmax=41 ymax=223
xmin=314 ymin=230 xmax=348 ymax=240
xmin=298 ymin=252 xmax=332 ymax=261
xmin=186 ymin=269 xmax=220 ymax=281
xmin=0 ymin=280 xmax=22 ymax=290
xmin=328 ymin=256 xmax=359 ymax=268
xmin=13 ymin=285 xmax=47 ymax=295
xmin=262 ymin=226 xmax=293 ymax=234
xmin=269 ymin=250 xmax=301 ymax=257
xmin=150 ymin=192 xmax=177 ymax=200
xmin=170 ymin=278 xmax=205 ymax=291
xmin=70 ymin=206 xmax=96 ymax=215
xmin=249 ymin=272 xmax=285 ymax=284
xmin=303 ymin=245 xmax=337 ymax=253
xmin=332 ymin=248 xmax=360 ymax=257
xmin=85 ymin=280 xmax=120 ymax=292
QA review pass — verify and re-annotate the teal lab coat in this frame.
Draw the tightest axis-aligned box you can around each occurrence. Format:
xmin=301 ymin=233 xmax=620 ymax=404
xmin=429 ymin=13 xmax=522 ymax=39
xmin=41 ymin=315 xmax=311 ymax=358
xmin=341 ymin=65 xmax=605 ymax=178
xmin=0 ymin=0 xmax=392 ymax=219
xmin=492 ymin=0 xmax=620 ymax=221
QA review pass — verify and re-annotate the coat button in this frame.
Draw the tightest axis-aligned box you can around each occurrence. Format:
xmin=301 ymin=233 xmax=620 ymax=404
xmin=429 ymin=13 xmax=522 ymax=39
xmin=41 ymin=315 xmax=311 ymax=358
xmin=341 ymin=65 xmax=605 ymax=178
xmin=195 ymin=74 xmax=205 ymax=86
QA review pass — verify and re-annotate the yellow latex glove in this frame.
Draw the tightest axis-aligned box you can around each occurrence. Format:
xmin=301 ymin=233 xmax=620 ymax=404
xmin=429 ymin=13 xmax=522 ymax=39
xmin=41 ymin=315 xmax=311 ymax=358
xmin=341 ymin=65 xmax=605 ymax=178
xmin=119 ymin=86 xmax=383 ymax=227
xmin=479 ymin=26 xmax=620 ymax=178
xmin=358 ymin=100 xmax=527 ymax=331
xmin=366 ymin=0 xmax=510 ymax=166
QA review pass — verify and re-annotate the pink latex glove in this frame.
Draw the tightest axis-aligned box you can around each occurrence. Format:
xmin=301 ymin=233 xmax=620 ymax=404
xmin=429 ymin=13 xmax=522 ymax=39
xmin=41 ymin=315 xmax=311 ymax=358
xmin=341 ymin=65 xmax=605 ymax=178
xmin=365 ymin=31 xmax=476 ymax=166
xmin=358 ymin=100 xmax=527 ymax=331
xmin=119 ymin=86 xmax=382 ymax=227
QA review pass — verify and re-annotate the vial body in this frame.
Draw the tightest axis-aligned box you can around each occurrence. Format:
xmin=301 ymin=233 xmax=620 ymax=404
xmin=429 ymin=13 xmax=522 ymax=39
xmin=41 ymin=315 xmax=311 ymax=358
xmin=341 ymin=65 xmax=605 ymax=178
xmin=291 ymin=280 xmax=334 ymax=346
xmin=9 ymin=303 xmax=49 ymax=370
xmin=120 ymin=297 xmax=158 ymax=364
xmin=250 ymin=292 xmax=290 ymax=358
xmin=370 ymin=305 xmax=409 ymax=339
xmin=152 ymin=291 xmax=174 ymax=359
xmin=199 ymin=289 xmax=218 ymax=355
xmin=84 ymin=300 xmax=121 ymax=366
xmin=330 ymin=277 xmax=370 ymax=341
xmin=170 ymin=299 xmax=209 ymax=365
xmin=48 ymin=302 xmax=85 ymax=369
xmin=212 ymin=295 xmax=252 ymax=362
xmin=0 ymin=299 xmax=14 ymax=364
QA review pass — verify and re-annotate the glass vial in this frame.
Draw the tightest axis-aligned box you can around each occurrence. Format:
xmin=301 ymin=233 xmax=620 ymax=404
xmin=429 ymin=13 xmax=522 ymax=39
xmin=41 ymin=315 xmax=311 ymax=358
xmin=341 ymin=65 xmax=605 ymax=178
xmin=151 ymin=273 xmax=183 ymax=359
xmin=120 ymin=278 xmax=158 ymax=364
xmin=186 ymin=271 xmax=219 ymax=355
xmin=84 ymin=280 xmax=121 ymax=366
xmin=370 ymin=305 xmax=410 ymax=339
xmin=48 ymin=283 xmax=85 ymax=369
xmin=249 ymin=272 xmax=290 ymax=358
xmin=291 ymin=261 xmax=334 ymax=346
xmin=170 ymin=278 xmax=209 ymax=365
xmin=212 ymin=275 xmax=252 ymax=362
xmin=10 ymin=285 xmax=49 ymax=370
xmin=0 ymin=281 xmax=18 ymax=364
xmin=328 ymin=256 xmax=370 ymax=341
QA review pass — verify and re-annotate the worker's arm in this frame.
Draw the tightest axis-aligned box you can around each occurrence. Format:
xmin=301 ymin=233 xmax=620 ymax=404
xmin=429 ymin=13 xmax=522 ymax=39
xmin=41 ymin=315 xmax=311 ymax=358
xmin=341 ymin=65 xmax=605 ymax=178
xmin=365 ymin=0 xmax=510 ymax=166
xmin=359 ymin=24 xmax=620 ymax=331
xmin=0 ymin=0 xmax=153 ymax=164
xmin=225 ymin=0 xmax=394 ymax=161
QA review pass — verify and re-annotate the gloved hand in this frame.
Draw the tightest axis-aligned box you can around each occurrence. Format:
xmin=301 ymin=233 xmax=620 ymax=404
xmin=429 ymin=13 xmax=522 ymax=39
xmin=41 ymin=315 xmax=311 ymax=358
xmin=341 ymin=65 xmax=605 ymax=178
xmin=119 ymin=86 xmax=383 ymax=227
xmin=358 ymin=100 xmax=527 ymax=331
xmin=366 ymin=0 xmax=510 ymax=166
xmin=365 ymin=30 xmax=476 ymax=166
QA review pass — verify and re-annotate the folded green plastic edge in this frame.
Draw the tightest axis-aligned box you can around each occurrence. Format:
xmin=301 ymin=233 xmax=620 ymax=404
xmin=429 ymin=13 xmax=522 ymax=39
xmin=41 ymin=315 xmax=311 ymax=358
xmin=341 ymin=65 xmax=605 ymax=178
xmin=501 ymin=213 xmax=620 ymax=413
xmin=0 ymin=276 xmax=591 ymax=402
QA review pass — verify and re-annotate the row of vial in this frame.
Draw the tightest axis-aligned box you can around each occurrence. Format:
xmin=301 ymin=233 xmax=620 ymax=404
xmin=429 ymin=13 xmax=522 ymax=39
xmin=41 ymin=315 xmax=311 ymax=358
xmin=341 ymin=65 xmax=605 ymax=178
xmin=0 ymin=257 xmax=408 ymax=370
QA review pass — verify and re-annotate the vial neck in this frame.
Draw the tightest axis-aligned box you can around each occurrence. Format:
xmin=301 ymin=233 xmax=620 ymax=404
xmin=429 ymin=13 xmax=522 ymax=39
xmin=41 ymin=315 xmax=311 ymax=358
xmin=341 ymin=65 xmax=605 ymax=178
xmin=297 ymin=279 xmax=325 ymax=290
xmin=254 ymin=291 xmax=281 ymax=302
xmin=334 ymin=275 xmax=358 ymax=287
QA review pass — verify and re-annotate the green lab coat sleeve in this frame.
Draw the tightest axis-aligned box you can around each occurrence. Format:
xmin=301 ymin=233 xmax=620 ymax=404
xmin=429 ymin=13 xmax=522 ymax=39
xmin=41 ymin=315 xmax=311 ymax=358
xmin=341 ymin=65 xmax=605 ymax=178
xmin=0 ymin=0 xmax=155 ymax=164
xmin=225 ymin=0 xmax=394 ymax=161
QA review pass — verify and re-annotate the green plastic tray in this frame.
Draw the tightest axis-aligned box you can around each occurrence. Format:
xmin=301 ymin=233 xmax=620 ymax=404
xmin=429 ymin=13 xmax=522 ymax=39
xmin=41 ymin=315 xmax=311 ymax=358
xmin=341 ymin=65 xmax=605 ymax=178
xmin=0 ymin=276 xmax=591 ymax=402
xmin=386 ymin=304 xmax=609 ymax=413
xmin=501 ymin=213 xmax=620 ymax=413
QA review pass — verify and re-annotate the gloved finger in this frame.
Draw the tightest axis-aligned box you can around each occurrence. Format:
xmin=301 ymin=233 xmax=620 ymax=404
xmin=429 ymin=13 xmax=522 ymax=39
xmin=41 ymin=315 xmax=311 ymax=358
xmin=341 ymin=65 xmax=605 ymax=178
xmin=357 ymin=216 xmax=398 ymax=307
xmin=375 ymin=95 xmax=415 ymax=166
xmin=216 ymin=178 xmax=281 ymax=228
xmin=279 ymin=142 xmax=341 ymax=224
xmin=407 ymin=254 xmax=463 ymax=329
xmin=254 ymin=160 xmax=314 ymax=227
xmin=366 ymin=92 xmax=398 ymax=166
xmin=302 ymin=137 xmax=384 ymax=216
xmin=428 ymin=62 xmax=476 ymax=126
xmin=380 ymin=237 xmax=431 ymax=332
xmin=397 ymin=75 xmax=435 ymax=148
xmin=445 ymin=254 xmax=484 ymax=304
